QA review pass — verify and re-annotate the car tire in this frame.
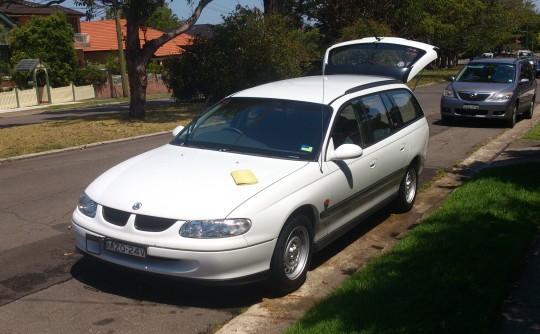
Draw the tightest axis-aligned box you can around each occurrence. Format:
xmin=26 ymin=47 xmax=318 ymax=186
xmin=506 ymin=105 xmax=517 ymax=128
xmin=268 ymin=214 xmax=313 ymax=294
xmin=524 ymin=98 xmax=534 ymax=120
xmin=393 ymin=164 xmax=418 ymax=213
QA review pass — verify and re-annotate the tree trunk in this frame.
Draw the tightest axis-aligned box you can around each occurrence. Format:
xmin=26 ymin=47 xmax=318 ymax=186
xmin=122 ymin=0 xmax=212 ymax=120
xmin=128 ymin=58 xmax=148 ymax=120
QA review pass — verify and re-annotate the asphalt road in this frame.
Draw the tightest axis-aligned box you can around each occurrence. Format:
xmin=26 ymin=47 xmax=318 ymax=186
xmin=0 ymin=84 xmax=513 ymax=333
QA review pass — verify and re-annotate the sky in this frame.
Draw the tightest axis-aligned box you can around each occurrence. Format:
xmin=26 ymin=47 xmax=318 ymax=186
xmin=59 ymin=0 xmax=264 ymax=24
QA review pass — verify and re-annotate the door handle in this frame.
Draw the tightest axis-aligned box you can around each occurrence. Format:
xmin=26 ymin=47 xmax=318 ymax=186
xmin=370 ymin=160 xmax=377 ymax=168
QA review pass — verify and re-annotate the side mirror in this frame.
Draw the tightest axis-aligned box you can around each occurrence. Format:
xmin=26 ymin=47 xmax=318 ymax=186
xmin=329 ymin=143 xmax=363 ymax=161
xmin=172 ymin=125 xmax=184 ymax=137
xmin=446 ymin=76 xmax=456 ymax=82
xmin=520 ymin=78 xmax=530 ymax=83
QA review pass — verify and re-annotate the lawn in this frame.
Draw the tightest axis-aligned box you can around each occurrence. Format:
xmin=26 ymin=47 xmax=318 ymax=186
xmin=286 ymin=162 xmax=540 ymax=333
xmin=0 ymin=102 xmax=202 ymax=159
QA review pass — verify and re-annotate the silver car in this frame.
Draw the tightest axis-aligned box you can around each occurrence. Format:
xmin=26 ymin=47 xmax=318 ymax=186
xmin=440 ymin=58 xmax=536 ymax=127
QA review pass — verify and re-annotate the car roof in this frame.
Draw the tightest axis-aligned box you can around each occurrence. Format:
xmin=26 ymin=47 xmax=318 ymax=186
xmin=469 ymin=58 xmax=524 ymax=65
xmin=230 ymin=75 xmax=403 ymax=105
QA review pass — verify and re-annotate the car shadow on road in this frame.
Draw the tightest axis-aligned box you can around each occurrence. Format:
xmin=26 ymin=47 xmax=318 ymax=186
xmin=69 ymin=209 xmax=392 ymax=309
xmin=433 ymin=117 xmax=513 ymax=129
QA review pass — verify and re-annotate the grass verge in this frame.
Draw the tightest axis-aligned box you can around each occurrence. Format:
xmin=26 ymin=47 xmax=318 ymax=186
xmin=286 ymin=162 xmax=540 ymax=334
xmin=0 ymin=102 xmax=201 ymax=159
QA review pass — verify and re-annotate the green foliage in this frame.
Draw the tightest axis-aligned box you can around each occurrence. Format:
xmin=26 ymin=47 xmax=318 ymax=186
xmin=104 ymin=1 xmax=179 ymax=31
xmin=339 ymin=19 xmax=392 ymax=42
xmin=104 ymin=54 xmax=121 ymax=75
xmin=164 ymin=6 xmax=323 ymax=101
xmin=9 ymin=12 xmax=78 ymax=88
xmin=0 ymin=61 xmax=13 ymax=77
xmin=147 ymin=62 xmax=163 ymax=74
xmin=74 ymin=62 xmax=107 ymax=86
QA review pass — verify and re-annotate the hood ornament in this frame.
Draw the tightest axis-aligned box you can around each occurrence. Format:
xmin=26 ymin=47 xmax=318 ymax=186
xmin=132 ymin=202 xmax=142 ymax=210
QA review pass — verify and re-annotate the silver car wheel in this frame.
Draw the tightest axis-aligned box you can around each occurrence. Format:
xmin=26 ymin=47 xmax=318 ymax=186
xmin=508 ymin=105 xmax=517 ymax=128
xmin=282 ymin=225 xmax=309 ymax=280
xmin=404 ymin=168 xmax=417 ymax=204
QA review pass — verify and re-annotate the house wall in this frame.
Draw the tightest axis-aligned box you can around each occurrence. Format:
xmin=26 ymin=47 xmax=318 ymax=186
xmin=94 ymin=72 xmax=169 ymax=99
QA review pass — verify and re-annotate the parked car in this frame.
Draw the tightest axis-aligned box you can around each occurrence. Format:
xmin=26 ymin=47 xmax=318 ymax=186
xmin=72 ymin=37 xmax=437 ymax=293
xmin=440 ymin=58 xmax=536 ymax=127
xmin=536 ymin=59 xmax=540 ymax=77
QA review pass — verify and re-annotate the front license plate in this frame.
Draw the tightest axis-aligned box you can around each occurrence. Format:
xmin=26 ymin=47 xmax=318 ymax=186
xmin=105 ymin=239 xmax=147 ymax=258
xmin=462 ymin=104 xmax=479 ymax=110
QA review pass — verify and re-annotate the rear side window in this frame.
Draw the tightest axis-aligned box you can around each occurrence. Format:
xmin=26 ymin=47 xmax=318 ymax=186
xmin=385 ymin=89 xmax=424 ymax=125
xmin=332 ymin=88 xmax=424 ymax=149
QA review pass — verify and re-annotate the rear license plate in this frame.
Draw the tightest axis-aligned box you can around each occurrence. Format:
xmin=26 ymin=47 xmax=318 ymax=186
xmin=105 ymin=239 xmax=147 ymax=258
xmin=462 ymin=104 xmax=479 ymax=110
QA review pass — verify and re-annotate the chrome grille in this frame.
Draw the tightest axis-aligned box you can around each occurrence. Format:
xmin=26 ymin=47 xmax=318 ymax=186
xmin=457 ymin=92 xmax=490 ymax=101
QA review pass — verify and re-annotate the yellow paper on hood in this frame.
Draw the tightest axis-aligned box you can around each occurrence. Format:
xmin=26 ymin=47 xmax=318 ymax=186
xmin=231 ymin=169 xmax=258 ymax=185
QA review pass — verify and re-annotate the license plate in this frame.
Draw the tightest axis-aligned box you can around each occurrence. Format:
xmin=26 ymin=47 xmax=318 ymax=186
xmin=462 ymin=104 xmax=479 ymax=110
xmin=105 ymin=239 xmax=147 ymax=258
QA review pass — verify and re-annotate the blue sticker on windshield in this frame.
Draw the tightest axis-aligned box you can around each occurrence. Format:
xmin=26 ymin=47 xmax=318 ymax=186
xmin=300 ymin=145 xmax=313 ymax=152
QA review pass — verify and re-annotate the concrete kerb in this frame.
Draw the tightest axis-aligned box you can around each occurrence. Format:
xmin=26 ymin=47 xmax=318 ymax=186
xmin=216 ymin=111 xmax=540 ymax=334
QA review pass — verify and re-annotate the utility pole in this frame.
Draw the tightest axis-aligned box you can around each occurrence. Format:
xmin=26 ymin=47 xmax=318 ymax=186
xmin=115 ymin=8 xmax=129 ymax=98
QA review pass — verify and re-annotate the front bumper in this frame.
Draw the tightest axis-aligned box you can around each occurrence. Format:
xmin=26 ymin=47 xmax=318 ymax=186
xmin=440 ymin=96 xmax=513 ymax=120
xmin=71 ymin=219 xmax=276 ymax=282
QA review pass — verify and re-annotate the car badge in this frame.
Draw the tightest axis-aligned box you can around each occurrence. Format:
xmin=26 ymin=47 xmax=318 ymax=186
xmin=470 ymin=93 xmax=477 ymax=98
xmin=132 ymin=202 xmax=142 ymax=210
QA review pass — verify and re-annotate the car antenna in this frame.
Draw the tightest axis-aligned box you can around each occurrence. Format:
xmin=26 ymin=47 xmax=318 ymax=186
xmin=361 ymin=13 xmax=381 ymax=41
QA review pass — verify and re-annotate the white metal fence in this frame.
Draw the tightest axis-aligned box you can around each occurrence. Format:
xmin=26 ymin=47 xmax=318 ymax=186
xmin=0 ymin=83 xmax=96 ymax=111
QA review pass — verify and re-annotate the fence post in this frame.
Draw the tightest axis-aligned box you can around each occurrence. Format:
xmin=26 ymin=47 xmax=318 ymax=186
xmin=15 ymin=87 xmax=20 ymax=108
xmin=72 ymin=83 xmax=76 ymax=101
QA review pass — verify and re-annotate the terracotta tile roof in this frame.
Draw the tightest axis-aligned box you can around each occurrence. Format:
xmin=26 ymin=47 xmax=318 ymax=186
xmin=80 ymin=19 xmax=194 ymax=57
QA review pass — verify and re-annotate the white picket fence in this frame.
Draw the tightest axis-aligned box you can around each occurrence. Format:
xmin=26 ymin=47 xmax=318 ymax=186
xmin=0 ymin=83 xmax=95 ymax=110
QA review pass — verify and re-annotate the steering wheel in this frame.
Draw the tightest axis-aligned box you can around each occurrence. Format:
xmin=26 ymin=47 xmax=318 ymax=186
xmin=223 ymin=127 xmax=243 ymax=135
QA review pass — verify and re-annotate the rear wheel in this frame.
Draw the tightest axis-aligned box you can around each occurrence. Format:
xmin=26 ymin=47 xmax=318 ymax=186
xmin=268 ymin=214 xmax=313 ymax=294
xmin=393 ymin=164 xmax=418 ymax=213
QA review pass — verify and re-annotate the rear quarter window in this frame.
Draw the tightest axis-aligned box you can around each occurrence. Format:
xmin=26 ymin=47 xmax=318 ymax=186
xmin=385 ymin=89 xmax=424 ymax=124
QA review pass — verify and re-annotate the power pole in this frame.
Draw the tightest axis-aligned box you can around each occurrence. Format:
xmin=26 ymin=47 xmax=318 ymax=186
xmin=115 ymin=8 xmax=129 ymax=98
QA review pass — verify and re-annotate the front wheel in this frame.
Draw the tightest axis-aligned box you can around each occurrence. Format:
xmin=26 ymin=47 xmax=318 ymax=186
xmin=268 ymin=214 xmax=313 ymax=294
xmin=506 ymin=105 xmax=517 ymax=128
xmin=393 ymin=164 xmax=418 ymax=213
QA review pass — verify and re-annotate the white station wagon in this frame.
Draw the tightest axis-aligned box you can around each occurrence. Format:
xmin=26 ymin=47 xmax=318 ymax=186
xmin=72 ymin=37 xmax=438 ymax=293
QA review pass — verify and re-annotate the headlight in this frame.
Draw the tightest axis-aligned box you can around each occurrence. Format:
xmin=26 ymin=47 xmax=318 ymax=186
xmin=442 ymin=88 xmax=455 ymax=98
xmin=487 ymin=92 xmax=513 ymax=101
xmin=78 ymin=193 xmax=97 ymax=218
xmin=180 ymin=219 xmax=251 ymax=238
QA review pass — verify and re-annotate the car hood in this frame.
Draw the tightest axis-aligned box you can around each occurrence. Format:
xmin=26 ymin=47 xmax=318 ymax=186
xmin=85 ymin=144 xmax=309 ymax=219
xmin=448 ymin=81 xmax=513 ymax=93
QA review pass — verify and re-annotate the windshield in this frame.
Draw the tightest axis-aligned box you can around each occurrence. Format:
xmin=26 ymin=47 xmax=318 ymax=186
xmin=172 ymin=98 xmax=332 ymax=161
xmin=456 ymin=63 xmax=515 ymax=83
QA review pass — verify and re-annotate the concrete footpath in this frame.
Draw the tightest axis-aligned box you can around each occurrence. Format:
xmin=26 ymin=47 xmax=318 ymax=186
xmin=217 ymin=112 xmax=540 ymax=334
